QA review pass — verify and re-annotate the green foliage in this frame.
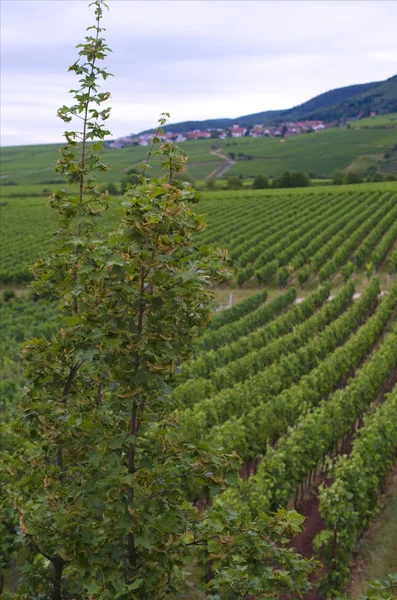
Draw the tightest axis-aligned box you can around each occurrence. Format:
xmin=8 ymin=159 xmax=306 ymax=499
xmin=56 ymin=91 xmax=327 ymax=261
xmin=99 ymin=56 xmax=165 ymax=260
xmin=389 ymin=246 xmax=397 ymax=273
xmin=316 ymin=376 xmax=397 ymax=594
xmin=346 ymin=170 xmax=363 ymax=184
xmin=297 ymin=264 xmax=310 ymax=286
xmin=332 ymin=170 xmax=346 ymax=184
xmin=206 ymin=177 xmax=216 ymax=190
xmin=106 ymin=181 xmax=120 ymax=195
xmin=252 ymin=174 xmax=269 ymax=189
xmin=358 ymin=574 xmax=397 ymax=600
xmin=372 ymin=172 xmax=386 ymax=182
xmin=273 ymin=170 xmax=311 ymax=188
xmin=0 ymin=295 xmax=59 ymax=592
xmin=120 ymin=167 xmax=140 ymax=194
xmin=277 ymin=266 xmax=289 ymax=287
xmin=235 ymin=295 xmax=397 ymax=515
xmin=210 ymin=279 xmax=385 ymax=462
xmin=2 ymin=289 xmax=16 ymax=302
xmin=179 ymin=285 xmax=329 ymax=384
xmin=340 ymin=261 xmax=354 ymax=281
xmin=207 ymin=289 xmax=268 ymax=331
xmin=226 ymin=176 xmax=243 ymax=189
xmin=173 ymin=171 xmax=196 ymax=187
xmin=317 ymin=193 xmax=396 ymax=282
xmin=2 ymin=186 xmax=397 ymax=287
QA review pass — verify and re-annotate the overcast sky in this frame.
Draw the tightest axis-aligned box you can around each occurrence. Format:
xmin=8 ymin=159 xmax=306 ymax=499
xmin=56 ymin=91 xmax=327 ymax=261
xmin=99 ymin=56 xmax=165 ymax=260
xmin=1 ymin=0 xmax=396 ymax=146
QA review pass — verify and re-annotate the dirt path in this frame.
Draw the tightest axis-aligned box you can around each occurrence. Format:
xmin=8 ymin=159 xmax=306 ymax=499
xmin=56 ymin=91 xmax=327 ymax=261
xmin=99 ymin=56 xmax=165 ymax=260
xmin=291 ymin=479 xmax=331 ymax=600
xmin=205 ymin=163 xmax=222 ymax=180
xmin=206 ymin=149 xmax=236 ymax=179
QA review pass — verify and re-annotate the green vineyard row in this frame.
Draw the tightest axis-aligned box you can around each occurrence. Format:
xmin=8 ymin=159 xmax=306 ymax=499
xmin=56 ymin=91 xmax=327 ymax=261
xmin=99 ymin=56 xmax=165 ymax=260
xmin=174 ymin=283 xmax=353 ymax=408
xmin=179 ymin=280 xmax=382 ymax=451
xmin=1 ymin=186 xmax=396 ymax=285
xmin=316 ymin=384 xmax=397 ymax=593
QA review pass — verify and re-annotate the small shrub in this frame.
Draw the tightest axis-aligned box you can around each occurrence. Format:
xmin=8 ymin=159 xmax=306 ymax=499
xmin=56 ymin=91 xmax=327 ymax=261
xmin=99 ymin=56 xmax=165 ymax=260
xmin=227 ymin=176 xmax=243 ymax=190
xmin=332 ymin=170 xmax=346 ymax=185
xmin=2 ymin=289 xmax=16 ymax=302
xmin=372 ymin=173 xmax=385 ymax=182
xmin=252 ymin=175 xmax=269 ymax=189
xmin=346 ymin=171 xmax=363 ymax=184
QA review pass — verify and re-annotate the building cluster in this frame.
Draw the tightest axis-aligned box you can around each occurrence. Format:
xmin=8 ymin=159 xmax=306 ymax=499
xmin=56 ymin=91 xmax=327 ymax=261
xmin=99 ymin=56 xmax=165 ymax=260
xmin=105 ymin=119 xmax=333 ymax=150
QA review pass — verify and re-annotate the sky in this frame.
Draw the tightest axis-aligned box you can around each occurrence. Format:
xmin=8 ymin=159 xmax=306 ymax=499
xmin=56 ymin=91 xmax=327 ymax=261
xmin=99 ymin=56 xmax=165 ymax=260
xmin=1 ymin=0 xmax=396 ymax=146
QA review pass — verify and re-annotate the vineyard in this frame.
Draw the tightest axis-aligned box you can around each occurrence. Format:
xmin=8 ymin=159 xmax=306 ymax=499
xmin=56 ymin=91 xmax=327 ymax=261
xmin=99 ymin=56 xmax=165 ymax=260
xmin=1 ymin=188 xmax=397 ymax=592
xmin=1 ymin=183 xmax=397 ymax=286
xmin=2 ymin=271 xmax=397 ymax=595
xmin=1 ymin=181 xmax=397 ymax=598
xmin=178 ymin=277 xmax=397 ymax=595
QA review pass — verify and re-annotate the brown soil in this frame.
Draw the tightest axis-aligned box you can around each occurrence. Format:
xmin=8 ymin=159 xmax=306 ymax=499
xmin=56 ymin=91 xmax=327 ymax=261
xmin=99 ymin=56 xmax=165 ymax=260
xmin=290 ymin=476 xmax=333 ymax=600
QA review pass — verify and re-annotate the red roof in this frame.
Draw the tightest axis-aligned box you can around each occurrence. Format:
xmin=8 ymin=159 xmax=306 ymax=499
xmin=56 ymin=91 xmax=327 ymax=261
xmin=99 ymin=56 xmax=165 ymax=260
xmin=231 ymin=126 xmax=246 ymax=134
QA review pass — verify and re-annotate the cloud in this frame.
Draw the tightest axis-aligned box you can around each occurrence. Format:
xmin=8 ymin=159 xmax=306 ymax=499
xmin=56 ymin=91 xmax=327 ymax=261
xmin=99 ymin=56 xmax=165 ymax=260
xmin=1 ymin=0 xmax=396 ymax=145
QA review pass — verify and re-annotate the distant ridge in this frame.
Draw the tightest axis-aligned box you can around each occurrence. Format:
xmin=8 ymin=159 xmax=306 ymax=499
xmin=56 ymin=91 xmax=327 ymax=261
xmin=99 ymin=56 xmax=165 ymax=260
xmin=141 ymin=74 xmax=397 ymax=134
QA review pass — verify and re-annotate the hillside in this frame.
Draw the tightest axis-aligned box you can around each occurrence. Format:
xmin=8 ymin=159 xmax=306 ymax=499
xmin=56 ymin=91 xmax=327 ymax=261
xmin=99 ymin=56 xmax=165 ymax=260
xmin=301 ymin=74 xmax=397 ymax=122
xmin=146 ymin=75 xmax=396 ymax=133
xmin=2 ymin=125 xmax=396 ymax=183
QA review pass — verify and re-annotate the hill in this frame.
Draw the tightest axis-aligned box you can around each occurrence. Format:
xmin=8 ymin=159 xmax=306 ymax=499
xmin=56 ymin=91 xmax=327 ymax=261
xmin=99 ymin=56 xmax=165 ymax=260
xmin=145 ymin=75 xmax=396 ymax=133
xmin=1 ymin=125 xmax=397 ymax=184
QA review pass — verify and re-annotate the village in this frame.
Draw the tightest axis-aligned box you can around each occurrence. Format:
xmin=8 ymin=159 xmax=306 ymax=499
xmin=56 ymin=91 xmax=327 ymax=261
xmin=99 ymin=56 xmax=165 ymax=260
xmin=105 ymin=119 xmax=330 ymax=149
xmin=104 ymin=109 xmax=379 ymax=149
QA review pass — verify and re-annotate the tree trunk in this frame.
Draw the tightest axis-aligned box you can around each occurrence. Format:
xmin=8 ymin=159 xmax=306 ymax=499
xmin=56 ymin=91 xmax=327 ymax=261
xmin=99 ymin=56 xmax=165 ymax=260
xmin=52 ymin=558 xmax=63 ymax=600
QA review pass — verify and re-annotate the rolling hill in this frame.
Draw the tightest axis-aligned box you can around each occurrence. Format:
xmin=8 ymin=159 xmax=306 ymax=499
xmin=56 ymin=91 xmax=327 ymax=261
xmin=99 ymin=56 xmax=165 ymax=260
xmin=147 ymin=74 xmax=397 ymax=133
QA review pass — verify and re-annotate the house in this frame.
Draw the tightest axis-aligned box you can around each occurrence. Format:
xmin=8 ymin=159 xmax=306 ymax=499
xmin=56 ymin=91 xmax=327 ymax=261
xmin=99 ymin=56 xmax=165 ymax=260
xmin=187 ymin=130 xmax=211 ymax=140
xmin=250 ymin=126 xmax=265 ymax=138
xmin=230 ymin=125 xmax=247 ymax=138
xmin=311 ymin=120 xmax=325 ymax=130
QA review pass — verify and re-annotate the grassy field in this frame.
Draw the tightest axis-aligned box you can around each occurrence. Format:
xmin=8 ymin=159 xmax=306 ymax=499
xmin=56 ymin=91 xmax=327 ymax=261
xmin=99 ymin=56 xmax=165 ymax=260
xmin=350 ymin=112 xmax=397 ymax=128
xmin=1 ymin=123 xmax=397 ymax=185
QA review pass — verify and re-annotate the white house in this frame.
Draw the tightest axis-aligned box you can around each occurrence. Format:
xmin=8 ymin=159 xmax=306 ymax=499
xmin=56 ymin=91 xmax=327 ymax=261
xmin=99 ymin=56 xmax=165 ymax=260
xmin=230 ymin=125 xmax=247 ymax=138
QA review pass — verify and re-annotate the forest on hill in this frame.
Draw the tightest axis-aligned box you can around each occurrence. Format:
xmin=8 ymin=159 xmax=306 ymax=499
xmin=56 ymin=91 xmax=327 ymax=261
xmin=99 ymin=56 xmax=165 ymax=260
xmin=144 ymin=74 xmax=397 ymax=133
